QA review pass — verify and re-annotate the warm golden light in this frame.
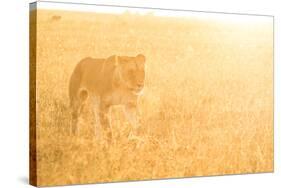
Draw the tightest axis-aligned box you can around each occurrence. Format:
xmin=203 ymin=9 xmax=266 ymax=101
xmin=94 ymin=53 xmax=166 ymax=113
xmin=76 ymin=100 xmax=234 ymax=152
xmin=31 ymin=8 xmax=273 ymax=186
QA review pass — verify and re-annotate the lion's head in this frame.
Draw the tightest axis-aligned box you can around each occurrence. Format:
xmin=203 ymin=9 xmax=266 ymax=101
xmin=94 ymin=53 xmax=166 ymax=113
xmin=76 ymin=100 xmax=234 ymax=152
xmin=111 ymin=54 xmax=146 ymax=95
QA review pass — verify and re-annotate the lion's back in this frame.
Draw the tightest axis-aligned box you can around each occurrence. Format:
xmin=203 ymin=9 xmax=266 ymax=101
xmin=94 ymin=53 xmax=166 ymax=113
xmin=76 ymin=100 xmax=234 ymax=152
xmin=69 ymin=57 xmax=114 ymax=102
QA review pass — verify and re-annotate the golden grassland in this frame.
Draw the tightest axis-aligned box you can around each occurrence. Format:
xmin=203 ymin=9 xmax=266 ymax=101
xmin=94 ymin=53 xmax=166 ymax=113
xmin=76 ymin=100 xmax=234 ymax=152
xmin=32 ymin=9 xmax=273 ymax=186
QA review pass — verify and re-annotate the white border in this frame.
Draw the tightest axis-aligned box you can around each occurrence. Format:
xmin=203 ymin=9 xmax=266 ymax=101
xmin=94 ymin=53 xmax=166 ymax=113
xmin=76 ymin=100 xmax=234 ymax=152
xmin=30 ymin=0 xmax=273 ymax=23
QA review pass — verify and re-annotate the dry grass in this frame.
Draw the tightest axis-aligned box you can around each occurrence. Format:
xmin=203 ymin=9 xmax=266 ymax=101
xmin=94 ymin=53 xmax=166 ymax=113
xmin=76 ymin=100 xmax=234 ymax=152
xmin=33 ymin=9 xmax=273 ymax=186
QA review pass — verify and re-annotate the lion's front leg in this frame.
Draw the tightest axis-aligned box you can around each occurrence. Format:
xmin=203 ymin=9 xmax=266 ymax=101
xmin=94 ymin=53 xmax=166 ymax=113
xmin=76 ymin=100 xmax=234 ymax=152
xmin=124 ymin=102 xmax=142 ymax=139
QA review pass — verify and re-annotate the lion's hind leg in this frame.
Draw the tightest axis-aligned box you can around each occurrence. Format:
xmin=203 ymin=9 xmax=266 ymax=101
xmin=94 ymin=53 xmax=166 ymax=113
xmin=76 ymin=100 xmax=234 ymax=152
xmin=99 ymin=103 xmax=113 ymax=146
xmin=70 ymin=88 xmax=89 ymax=135
xmin=70 ymin=99 xmax=79 ymax=135
xmin=92 ymin=95 xmax=102 ymax=141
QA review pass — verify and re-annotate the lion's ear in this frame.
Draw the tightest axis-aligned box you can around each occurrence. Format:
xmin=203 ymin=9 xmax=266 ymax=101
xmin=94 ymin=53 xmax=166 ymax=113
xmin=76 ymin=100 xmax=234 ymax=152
xmin=136 ymin=54 xmax=146 ymax=64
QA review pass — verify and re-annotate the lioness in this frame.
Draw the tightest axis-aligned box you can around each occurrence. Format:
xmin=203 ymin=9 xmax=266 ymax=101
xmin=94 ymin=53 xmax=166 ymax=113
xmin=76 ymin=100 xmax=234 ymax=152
xmin=69 ymin=54 xmax=146 ymax=142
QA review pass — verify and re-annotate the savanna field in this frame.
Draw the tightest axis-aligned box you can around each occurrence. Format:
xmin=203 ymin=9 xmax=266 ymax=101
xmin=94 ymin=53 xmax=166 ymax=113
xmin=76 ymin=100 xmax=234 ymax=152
xmin=31 ymin=9 xmax=273 ymax=186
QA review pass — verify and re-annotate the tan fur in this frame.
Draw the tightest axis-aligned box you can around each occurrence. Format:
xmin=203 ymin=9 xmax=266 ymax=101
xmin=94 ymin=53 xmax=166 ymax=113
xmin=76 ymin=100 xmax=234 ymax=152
xmin=69 ymin=54 xmax=146 ymax=141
